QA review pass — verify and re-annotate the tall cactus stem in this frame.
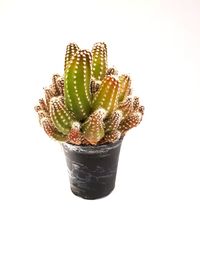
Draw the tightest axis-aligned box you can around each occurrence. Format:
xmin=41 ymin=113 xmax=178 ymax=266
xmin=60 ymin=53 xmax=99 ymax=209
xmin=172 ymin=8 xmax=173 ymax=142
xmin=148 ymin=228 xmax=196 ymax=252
xmin=64 ymin=43 xmax=80 ymax=71
xmin=92 ymin=42 xmax=107 ymax=80
xmin=64 ymin=50 xmax=92 ymax=121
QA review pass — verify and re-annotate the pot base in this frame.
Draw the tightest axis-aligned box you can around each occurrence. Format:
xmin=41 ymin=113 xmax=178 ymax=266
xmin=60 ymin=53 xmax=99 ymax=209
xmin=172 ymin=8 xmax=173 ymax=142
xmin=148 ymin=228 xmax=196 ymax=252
xmin=70 ymin=186 xmax=114 ymax=200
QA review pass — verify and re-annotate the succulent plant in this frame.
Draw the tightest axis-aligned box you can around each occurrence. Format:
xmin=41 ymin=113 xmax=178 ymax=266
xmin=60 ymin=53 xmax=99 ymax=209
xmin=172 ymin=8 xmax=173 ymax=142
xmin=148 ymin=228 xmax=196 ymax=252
xmin=35 ymin=42 xmax=144 ymax=145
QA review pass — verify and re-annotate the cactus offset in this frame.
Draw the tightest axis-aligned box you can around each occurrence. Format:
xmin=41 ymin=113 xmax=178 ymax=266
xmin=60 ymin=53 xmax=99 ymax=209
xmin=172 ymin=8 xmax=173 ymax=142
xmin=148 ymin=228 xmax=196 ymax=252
xmin=38 ymin=98 xmax=48 ymax=114
xmin=44 ymin=88 xmax=55 ymax=112
xmin=51 ymin=74 xmax=61 ymax=96
xmin=100 ymin=130 xmax=121 ymax=144
xmin=139 ymin=105 xmax=145 ymax=116
xmin=118 ymin=74 xmax=131 ymax=102
xmin=105 ymin=110 xmax=123 ymax=132
xmin=82 ymin=108 xmax=107 ymax=145
xmin=34 ymin=105 xmax=47 ymax=125
xmin=50 ymin=96 xmax=76 ymax=135
xmin=35 ymin=42 xmax=144 ymax=145
xmin=56 ymin=76 xmax=64 ymax=95
xmin=40 ymin=117 xmax=68 ymax=142
xmin=67 ymin=122 xmax=82 ymax=145
xmin=118 ymin=113 xmax=141 ymax=134
xmin=132 ymin=96 xmax=140 ymax=112
xmin=119 ymin=96 xmax=133 ymax=119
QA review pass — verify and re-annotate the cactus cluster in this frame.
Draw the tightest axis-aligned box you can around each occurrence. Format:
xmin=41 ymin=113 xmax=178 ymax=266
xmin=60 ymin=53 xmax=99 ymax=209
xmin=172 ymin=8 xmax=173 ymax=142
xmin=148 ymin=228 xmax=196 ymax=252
xmin=35 ymin=42 xmax=144 ymax=145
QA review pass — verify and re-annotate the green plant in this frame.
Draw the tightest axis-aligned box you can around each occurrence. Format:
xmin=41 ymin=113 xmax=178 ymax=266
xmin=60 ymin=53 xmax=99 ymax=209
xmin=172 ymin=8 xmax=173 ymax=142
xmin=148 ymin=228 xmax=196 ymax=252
xmin=35 ymin=42 xmax=144 ymax=145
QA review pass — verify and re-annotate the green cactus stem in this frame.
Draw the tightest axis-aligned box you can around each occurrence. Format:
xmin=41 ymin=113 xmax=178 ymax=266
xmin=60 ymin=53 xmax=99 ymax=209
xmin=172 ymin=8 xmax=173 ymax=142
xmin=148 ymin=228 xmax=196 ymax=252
xmin=118 ymin=74 xmax=131 ymax=102
xmin=82 ymin=108 xmax=107 ymax=145
xmin=92 ymin=75 xmax=119 ymax=116
xmin=118 ymin=113 xmax=141 ymax=134
xmin=50 ymin=96 xmax=76 ymax=135
xmin=105 ymin=110 xmax=123 ymax=132
xmin=64 ymin=49 xmax=92 ymax=121
xmin=64 ymin=43 xmax=80 ymax=71
xmin=91 ymin=42 xmax=107 ymax=80
xmin=40 ymin=117 xmax=68 ymax=142
xmin=118 ymin=96 xmax=133 ymax=119
xmin=100 ymin=130 xmax=121 ymax=144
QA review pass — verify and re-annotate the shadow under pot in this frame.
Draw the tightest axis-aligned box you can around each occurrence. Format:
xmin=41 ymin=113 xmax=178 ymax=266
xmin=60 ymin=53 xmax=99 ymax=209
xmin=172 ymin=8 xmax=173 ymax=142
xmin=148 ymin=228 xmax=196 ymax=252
xmin=62 ymin=138 xmax=123 ymax=200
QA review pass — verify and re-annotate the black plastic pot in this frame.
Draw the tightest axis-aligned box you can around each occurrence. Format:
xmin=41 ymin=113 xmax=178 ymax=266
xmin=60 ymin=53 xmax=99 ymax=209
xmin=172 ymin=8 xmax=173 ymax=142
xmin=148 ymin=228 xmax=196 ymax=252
xmin=62 ymin=139 xmax=123 ymax=200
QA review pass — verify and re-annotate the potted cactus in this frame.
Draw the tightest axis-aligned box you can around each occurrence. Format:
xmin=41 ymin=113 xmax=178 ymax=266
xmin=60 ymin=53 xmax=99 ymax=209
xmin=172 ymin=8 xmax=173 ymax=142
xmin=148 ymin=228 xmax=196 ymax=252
xmin=35 ymin=42 xmax=144 ymax=199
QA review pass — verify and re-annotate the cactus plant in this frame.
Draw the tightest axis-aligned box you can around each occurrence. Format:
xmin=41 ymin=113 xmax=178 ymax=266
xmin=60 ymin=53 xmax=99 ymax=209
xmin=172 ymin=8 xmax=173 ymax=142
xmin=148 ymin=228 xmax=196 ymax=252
xmin=35 ymin=42 xmax=144 ymax=145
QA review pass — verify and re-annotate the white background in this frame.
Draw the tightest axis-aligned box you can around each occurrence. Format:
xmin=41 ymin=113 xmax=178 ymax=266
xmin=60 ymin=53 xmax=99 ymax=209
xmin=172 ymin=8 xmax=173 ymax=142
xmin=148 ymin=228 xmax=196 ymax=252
xmin=0 ymin=0 xmax=200 ymax=266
